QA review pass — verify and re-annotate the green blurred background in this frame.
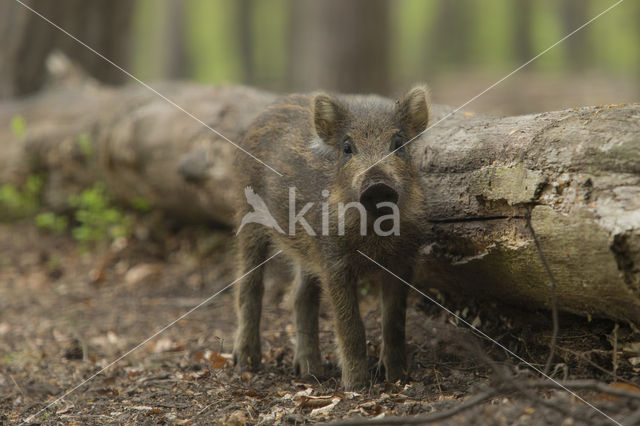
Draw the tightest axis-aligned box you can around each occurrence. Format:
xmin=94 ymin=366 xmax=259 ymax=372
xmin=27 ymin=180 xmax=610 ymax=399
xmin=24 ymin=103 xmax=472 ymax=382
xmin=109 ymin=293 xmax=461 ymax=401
xmin=3 ymin=0 xmax=639 ymax=115
xmin=133 ymin=0 xmax=640 ymax=114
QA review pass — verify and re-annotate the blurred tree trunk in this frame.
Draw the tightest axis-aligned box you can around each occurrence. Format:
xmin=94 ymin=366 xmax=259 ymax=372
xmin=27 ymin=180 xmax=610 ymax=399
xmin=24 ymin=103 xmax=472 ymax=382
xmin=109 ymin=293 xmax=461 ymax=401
xmin=0 ymin=0 xmax=132 ymax=98
xmin=637 ymin=3 xmax=640 ymax=95
xmin=427 ymin=0 xmax=472 ymax=72
xmin=0 ymin=1 xmax=58 ymax=98
xmin=512 ymin=0 xmax=533 ymax=63
xmin=560 ymin=0 xmax=589 ymax=69
xmin=237 ymin=0 xmax=255 ymax=85
xmin=163 ymin=0 xmax=189 ymax=79
xmin=287 ymin=0 xmax=390 ymax=95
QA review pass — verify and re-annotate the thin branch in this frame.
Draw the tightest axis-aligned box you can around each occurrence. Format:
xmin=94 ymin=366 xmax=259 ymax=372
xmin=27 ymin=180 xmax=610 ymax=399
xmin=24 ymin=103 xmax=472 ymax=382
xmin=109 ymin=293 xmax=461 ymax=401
xmin=323 ymin=388 xmax=500 ymax=426
xmin=10 ymin=374 xmax=26 ymax=398
xmin=325 ymin=378 xmax=638 ymax=426
xmin=525 ymin=379 xmax=640 ymax=399
xmin=612 ymin=323 xmax=619 ymax=382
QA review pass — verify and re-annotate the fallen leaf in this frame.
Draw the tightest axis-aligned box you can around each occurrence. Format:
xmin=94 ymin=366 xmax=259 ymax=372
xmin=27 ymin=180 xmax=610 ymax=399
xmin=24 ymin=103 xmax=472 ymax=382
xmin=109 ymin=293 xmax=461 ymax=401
xmin=226 ymin=409 xmax=249 ymax=425
xmin=628 ymin=357 xmax=640 ymax=367
xmin=190 ymin=370 xmax=210 ymax=381
xmin=56 ymin=402 xmax=74 ymax=415
xmin=292 ymin=388 xmax=313 ymax=403
xmin=599 ymin=382 xmax=640 ymax=401
xmin=151 ymin=337 xmax=183 ymax=353
xmin=209 ymin=352 xmax=227 ymax=369
xmin=245 ymin=389 xmax=265 ymax=398
xmin=132 ymin=406 xmax=154 ymax=411
xmin=310 ymin=397 xmax=341 ymax=416
xmin=125 ymin=263 xmax=159 ymax=286
xmin=297 ymin=394 xmax=338 ymax=409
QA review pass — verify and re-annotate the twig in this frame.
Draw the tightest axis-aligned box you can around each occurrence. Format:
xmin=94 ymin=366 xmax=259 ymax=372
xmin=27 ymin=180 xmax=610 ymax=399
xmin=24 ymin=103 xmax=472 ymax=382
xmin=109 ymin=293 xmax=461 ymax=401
xmin=323 ymin=388 xmax=500 ymax=425
xmin=10 ymin=374 xmax=26 ymax=398
xmin=612 ymin=323 xmax=619 ymax=382
xmin=525 ymin=212 xmax=559 ymax=376
xmin=325 ymin=376 xmax=640 ymax=426
xmin=464 ymin=340 xmax=600 ymax=424
xmin=555 ymin=345 xmax=637 ymax=387
xmin=526 ymin=379 xmax=640 ymax=399
xmin=196 ymin=403 xmax=213 ymax=416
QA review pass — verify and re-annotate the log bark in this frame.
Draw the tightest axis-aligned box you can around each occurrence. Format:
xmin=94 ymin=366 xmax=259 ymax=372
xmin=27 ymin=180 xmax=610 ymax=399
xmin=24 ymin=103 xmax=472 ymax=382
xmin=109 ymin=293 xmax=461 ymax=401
xmin=1 ymin=80 xmax=639 ymax=323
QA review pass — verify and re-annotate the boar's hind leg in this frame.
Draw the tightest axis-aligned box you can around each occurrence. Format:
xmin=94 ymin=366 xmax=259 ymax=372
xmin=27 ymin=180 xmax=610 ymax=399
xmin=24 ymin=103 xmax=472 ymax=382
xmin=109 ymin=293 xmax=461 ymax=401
xmin=379 ymin=270 xmax=409 ymax=383
xmin=233 ymin=230 xmax=269 ymax=372
xmin=326 ymin=268 xmax=368 ymax=390
xmin=293 ymin=265 xmax=323 ymax=377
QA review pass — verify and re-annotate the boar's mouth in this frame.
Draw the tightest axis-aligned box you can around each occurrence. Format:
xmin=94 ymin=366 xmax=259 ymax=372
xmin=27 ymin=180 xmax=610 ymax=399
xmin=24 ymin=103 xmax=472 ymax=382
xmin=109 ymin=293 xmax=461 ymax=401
xmin=359 ymin=180 xmax=399 ymax=218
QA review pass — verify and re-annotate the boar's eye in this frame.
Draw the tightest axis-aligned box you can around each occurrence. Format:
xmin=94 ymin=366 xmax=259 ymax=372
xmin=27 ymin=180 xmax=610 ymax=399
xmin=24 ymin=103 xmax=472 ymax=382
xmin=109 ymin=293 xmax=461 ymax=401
xmin=392 ymin=132 xmax=406 ymax=153
xmin=342 ymin=136 xmax=354 ymax=155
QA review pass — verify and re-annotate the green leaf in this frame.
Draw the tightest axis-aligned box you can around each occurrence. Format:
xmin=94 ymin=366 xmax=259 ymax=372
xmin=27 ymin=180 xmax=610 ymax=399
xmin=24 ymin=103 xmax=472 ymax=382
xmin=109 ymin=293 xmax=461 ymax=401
xmin=76 ymin=133 xmax=93 ymax=158
xmin=11 ymin=115 xmax=26 ymax=139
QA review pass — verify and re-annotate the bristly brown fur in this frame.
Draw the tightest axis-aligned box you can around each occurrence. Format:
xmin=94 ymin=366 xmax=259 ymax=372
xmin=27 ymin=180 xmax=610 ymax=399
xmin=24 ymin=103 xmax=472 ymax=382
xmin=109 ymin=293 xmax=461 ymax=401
xmin=232 ymin=86 xmax=430 ymax=390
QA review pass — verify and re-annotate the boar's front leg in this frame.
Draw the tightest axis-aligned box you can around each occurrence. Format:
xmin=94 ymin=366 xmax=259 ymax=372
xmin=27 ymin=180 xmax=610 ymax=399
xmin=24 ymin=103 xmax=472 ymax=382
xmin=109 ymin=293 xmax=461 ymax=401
xmin=293 ymin=265 xmax=323 ymax=377
xmin=233 ymin=230 xmax=268 ymax=372
xmin=379 ymin=269 xmax=409 ymax=383
xmin=326 ymin=267 xmax=368 ymax=390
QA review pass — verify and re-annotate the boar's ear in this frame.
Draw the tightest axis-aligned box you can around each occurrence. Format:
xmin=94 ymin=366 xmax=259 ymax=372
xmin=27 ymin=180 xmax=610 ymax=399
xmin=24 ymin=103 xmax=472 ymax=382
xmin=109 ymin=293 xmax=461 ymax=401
xmin=313 ymin=94 xmax=348 ymax=143
xmin=397 ymin=85 xmax=430 ymax=138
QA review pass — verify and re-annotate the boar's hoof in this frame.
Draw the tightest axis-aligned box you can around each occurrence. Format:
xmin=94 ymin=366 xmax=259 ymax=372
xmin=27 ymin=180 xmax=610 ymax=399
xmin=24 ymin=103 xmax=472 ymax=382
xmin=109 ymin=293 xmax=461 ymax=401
xmin=293 ymin=353 xmax=323 ymax=378
xmin=378 ymin=355 xmax=406 ymax=383
xmin=342 ymin=367 xmax=369 ymax=391
xmin=233 ymin=346 xmax=261 ymax=372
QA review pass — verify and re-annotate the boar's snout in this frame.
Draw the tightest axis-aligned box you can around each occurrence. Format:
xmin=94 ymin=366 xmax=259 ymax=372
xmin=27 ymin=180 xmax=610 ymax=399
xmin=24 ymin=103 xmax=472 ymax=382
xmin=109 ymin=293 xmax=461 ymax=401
xmin=359 ymin=175 xmax=399 ymax=216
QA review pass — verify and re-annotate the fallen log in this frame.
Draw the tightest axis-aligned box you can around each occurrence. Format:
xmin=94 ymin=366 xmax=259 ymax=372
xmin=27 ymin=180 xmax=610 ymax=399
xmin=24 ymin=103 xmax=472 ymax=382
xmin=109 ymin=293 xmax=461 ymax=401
xmin=0 ymin=80 xmax=638 ymax=323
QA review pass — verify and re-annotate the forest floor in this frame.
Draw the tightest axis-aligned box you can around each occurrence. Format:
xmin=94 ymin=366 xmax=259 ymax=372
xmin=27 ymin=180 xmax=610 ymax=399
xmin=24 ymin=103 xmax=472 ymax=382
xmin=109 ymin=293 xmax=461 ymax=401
xmin=1 ymin=219 xmax=639 ymax=425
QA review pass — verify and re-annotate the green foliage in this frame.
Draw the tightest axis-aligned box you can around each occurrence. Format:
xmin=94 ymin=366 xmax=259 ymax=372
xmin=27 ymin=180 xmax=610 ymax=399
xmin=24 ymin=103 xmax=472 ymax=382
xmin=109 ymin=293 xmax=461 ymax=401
xmin=76 ymin=133 xmax=93 ymax=158
xmin=35 ymin=212 xmax=68 ymax=234
xmin=68 ymin=183 xmax=132 ymax=244
xmin=251 ymin=0 xmax=289 ymax=88
xmin=131 ymin=196 xmax=152 ymax=213
xmin=185 ymin=0 xmax=243 ymax=84
xmin=11 ymin=115 xmax=27 ymax=139
xmin=0 ymin=173 xmax=136 ymax=245
xmin=0 ymin=175 xmax=42 ymax=220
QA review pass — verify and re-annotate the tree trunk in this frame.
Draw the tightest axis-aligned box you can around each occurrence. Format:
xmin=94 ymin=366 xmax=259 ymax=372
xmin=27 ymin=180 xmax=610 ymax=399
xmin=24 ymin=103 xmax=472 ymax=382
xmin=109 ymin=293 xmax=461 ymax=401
xmin=163 ymin=0 xmax=189 ymax=80
xmin=287 ymin=0 xmax=391 ymax=95
xmin=0 ymin=0 xmax=132 ymax=98
xmin=560 ymin=0 xmax=590 ymax=70
xmin=236 ymin=0 xmax=254 ymax=86
xmin=427 ymin=0 xmax=473 ymax=72
xmin=512 ymin=0 xmax=534 ymax=63
xmin=1 ymin=82 xmax=638 ymax=324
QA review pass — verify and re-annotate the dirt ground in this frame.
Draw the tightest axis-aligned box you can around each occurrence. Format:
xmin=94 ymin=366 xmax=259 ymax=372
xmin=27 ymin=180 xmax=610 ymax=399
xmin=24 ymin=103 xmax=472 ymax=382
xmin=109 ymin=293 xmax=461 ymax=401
xmin=1 ymin=219 xmax=640 ymax=425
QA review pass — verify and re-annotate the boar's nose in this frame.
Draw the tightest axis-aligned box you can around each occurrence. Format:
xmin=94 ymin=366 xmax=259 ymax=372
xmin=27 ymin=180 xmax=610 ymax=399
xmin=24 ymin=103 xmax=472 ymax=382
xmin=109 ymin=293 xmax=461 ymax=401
xmin=359 ymin=181 xmax=399 ymax=215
